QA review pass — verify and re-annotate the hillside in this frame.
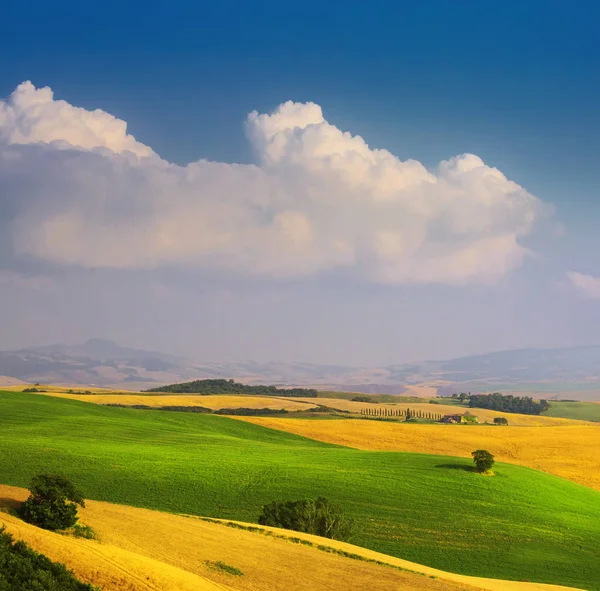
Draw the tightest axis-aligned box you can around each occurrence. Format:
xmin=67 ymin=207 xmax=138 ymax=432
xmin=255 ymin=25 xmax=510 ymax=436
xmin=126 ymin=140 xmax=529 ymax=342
xmin=46 ymin=392 xmax=319 ymax=411
xmin=236 ymin=417 xmax=600 ymax=491
xmin=1 ymin=485 xmax=580 ymax=591
xmin=0 ymin=392 xmax=599 ymax=589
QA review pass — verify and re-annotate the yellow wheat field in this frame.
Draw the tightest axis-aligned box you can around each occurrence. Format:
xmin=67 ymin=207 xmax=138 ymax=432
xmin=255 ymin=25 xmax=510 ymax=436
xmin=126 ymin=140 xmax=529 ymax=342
xmin=235 ymin=418 xmax=600 ymax=491
xmin=35 ymin=392 xmax=318 ymax=411
xmin=0 ymin=485 xmax=579 ymax=591
xmin=297 ymin=398 xmax=590 ymax=426
xmin=1 ymin=384 xmax=141 ymax=393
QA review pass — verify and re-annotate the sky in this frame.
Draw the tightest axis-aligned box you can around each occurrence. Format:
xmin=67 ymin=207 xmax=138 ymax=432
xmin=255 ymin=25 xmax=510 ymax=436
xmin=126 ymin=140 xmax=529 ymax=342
xmin=1 ymin=0 xmax=600 ymax=365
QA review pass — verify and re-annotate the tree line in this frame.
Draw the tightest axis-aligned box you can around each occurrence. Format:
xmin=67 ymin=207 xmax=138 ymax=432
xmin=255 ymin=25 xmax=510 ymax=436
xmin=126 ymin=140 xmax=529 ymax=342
xmin=145 ymin=378 xmax=318 ymax=398
xmin=360 ymin=407 xmax=444 ymax=420
xmin=467 ymin=393 xmax=549 ymax=415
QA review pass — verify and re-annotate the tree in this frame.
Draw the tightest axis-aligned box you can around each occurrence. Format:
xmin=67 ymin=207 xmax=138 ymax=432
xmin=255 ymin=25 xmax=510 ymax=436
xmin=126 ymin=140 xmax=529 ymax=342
xmin=258 ymin=497 xmax=355 ymax=541
xmin=493 ymin=417 xmax=508 ymax=425
xmin=0 ymin=526 xmax=96 ymax=590
xmin=19 ymin=474 xmax=85 ymax=531
xmin=471 ymin=450 xmax=495 ymax=473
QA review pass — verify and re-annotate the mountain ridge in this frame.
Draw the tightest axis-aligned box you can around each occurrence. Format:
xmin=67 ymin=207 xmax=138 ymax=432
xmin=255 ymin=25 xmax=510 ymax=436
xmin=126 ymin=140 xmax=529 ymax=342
xmin=2 ymin=340 xmax=600 ymax=399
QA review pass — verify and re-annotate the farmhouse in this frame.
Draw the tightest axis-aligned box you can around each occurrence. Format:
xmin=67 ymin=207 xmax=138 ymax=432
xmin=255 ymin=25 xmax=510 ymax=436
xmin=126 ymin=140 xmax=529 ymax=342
xmin=440 ymin=412 xmax=479 ymax=424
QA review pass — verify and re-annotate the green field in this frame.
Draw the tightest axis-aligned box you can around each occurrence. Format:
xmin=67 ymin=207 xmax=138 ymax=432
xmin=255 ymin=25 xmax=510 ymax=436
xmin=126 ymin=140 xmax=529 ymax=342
xmin=1 ymin=392 xmax=599 ymax=590
xmin=544 ymin=401 xmax=600 ymax=422
xmin=317 ymin=390 xmax=426 ymax=403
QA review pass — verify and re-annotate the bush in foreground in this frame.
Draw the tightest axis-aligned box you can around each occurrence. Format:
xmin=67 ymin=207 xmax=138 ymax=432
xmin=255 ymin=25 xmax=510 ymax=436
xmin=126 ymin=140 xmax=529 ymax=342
xmin=0 ymin=526 xmax=96 ymax=590
xmin=472 ymin=450 xmax=495 ymax=473
xmin=258 ymin=497 xmax=355 ymax=541
xmin=19 ymin=474 xmax=85 ymax=531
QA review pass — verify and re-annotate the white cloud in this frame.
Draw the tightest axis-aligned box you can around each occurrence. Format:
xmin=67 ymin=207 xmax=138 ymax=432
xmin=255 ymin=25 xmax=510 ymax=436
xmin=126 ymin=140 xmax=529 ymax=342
xmin=0 ymin=82 xmax=550 ymax=285
xmin=567 ymin=271 xmax=600 ymax=299
xmin=0 ymin=81 xmax=153 ymax=158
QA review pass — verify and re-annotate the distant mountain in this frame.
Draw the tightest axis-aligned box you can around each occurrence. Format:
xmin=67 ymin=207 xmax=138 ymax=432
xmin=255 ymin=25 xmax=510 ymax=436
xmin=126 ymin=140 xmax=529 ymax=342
xmin=1 ymin=340 xmax=600 ymax=400
xmin=417 ymin=346 xmax=600 ymax=395
xmin=0 ymin=339 xmax=360 ymax=390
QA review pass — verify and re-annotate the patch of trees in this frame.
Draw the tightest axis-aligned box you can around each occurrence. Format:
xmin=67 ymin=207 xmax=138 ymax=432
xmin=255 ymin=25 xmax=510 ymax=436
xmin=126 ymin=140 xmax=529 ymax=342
xmin=105 ymin=403 xmax=212 ymax=413
xmin=145 ymin=378 xmax=318 ymax=398
xmin=493 ymin=417 xmax=509 ymax=425
xmin=468 ymin=393 xmax=549 ymax=415
xmin=214 ymin=407 xmax=290 ymax=416
xmin=105 ymin=404 xmax=332 ymax=416
xmin=351 ymin=396 xmax=372 ymax=403
xmin=0 ymin=526 xmax=96 ymax=590
xmin=258 ymin=497 xmax=355 ymax=541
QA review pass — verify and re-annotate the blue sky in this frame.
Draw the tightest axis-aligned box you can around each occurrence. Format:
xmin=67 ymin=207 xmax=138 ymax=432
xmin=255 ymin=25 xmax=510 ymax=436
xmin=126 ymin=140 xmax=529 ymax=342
xmin=1 ymin=1 xmax=599 ymax=364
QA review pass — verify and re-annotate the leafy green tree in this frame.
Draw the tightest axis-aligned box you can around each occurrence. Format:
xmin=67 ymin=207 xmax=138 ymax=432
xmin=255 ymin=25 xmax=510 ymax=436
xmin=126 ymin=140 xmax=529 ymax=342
xmin=0 ymin=526 xmax=96 ymax=590
xmin=19 ymin=474 xmax=85 ymax=531
xmin=471 ymin=450 xmax=495 ymax=473
xmin=493 ymin=417 xmax=509 ymax=425
xmin=258 ymin=497 xmax=355 ymax=541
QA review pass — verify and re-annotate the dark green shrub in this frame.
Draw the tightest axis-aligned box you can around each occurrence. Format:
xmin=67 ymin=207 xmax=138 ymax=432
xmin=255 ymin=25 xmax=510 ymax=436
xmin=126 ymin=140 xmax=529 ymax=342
xmin=471 ymin=449 xmax=495 ymax=473
xmin=214 ymin=407 xmax=289 ymax=416
xmin=19 ymin=474 xmax=85 ymax=531
xmin=0 ymin=526 xmax=96 ymax=590
xmin=351 ymin=396 xmax=372 ymax=403
xmin=69 ymin=524 xmax=97 ymax=539
xmin=204 ymin=560 xmax=244 ymax=576
xmin=493 ymin=417 xmax=509 ymax=425
xmin=258 ymin=497 xmax=355 ymax=541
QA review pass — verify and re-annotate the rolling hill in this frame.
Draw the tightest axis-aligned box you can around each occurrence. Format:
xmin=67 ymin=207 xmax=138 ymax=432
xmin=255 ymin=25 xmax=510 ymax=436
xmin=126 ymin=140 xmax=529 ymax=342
xmin=0 ymin=484 xmax=580 ymax=591
xmin=0 ymin=392 xmax=599 ymax=589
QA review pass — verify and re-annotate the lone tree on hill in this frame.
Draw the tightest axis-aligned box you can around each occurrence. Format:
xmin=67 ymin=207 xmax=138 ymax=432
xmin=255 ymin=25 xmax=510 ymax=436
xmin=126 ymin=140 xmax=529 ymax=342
xmin=471 ymin=450 xmax=495 ymax=473
xmin=19 ymin=474 xmax=85 ymax=531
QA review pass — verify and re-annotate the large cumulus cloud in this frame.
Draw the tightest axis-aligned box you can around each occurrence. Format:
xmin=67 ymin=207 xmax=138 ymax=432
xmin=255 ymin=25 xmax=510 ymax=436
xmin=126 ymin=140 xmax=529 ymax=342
xmin=0 ymin=82 xmax=549 ymax=284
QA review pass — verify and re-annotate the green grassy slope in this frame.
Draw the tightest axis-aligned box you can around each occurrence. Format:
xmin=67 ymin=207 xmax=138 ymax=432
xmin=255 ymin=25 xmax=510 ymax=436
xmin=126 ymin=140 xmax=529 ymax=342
xmin=544 ymin=401 xmax=600 ymax=422
xmin=1 ymin=392 xmax=599 ymax=590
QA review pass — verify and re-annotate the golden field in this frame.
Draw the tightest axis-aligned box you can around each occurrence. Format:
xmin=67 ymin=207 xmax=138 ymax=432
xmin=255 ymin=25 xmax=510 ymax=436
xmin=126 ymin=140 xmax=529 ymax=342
xmin=38 ymin=392 xmax=318 ymax=411
xmin=298 ymin=398 xmax=590 ymax=426
xmin=1 ymin=384 xmax=131 ymax=394
xmin=0 ymin=484 xmax=579 ymax=591
xmin=235 ymin=418 xmax=600 ymax=491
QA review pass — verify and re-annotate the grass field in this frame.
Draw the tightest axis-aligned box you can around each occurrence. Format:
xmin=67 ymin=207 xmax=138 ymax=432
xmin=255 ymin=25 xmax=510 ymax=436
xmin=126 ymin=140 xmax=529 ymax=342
xmin=41 ymin=392 xmax=318 ymax=411
xmin=238 ymin=417 xmax=600 ymax=491
xmin=316 ymin=391 xmax=428 ymax=402
xmin=0 ymin=392 xmax=599 ymax=590
xmin=544 ymin=401 xmax=600 ymax=422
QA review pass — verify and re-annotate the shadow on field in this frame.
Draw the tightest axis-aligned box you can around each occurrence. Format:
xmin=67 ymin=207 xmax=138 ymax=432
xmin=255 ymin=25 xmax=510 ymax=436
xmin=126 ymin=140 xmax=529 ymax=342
xmin=434 ymin=463 xmax=477 ymax=473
